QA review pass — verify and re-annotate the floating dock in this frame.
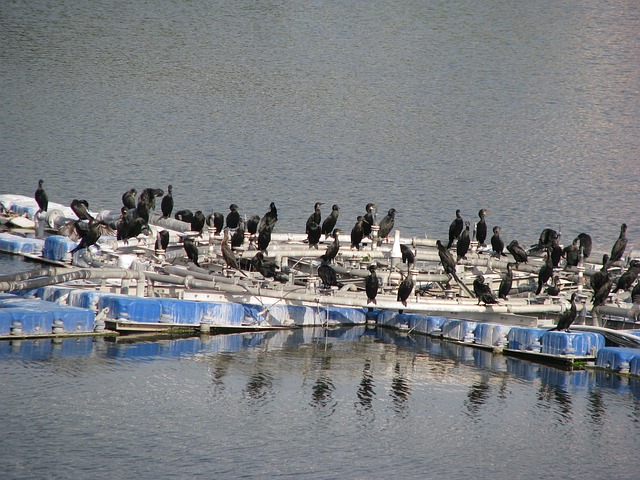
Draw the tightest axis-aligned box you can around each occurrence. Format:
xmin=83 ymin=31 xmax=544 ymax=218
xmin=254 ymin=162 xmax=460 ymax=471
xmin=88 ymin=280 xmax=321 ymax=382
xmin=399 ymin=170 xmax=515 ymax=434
xmin=2 ymin=193 xmax=640 ymax=375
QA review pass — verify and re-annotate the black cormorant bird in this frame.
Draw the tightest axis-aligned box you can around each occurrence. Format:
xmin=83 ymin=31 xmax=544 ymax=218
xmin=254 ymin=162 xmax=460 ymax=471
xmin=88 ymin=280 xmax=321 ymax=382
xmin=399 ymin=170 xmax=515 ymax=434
xmin=122 ymin=188 xmax=137 ymax=210
xmin=397 ymin=266 xmax=415 ymax=309
xmin=631 ymin=281 xmax=640 ymax=304
xmin=473 ymin=275 xmax=499 ymax=305
xmin=116 ymin=207 xmax=131 ymax=241
xmin=533 ymin=228 xmax=559 ymax=252
xmin=322 ymin=204 xmax=340 ymax=237
xmin=175 ymin=209 xmax=194 ymax=223
xmin=257 ymin=224 xmax=272 ymax=252
xmin=548 ymin=293 xmax=578 ymax=332
xmin=365 ymin=264 xmax=379 ymax=305
xmin=156 ymin=229 xmax=170 ymax=251
xmin=456 ymin=221 xmax=471 ymax=262
xmin=251 ymin=252 xmax=287 ymax=283
xmin=475 ymin=209 xmax=489 ymax=247
xmin=35 ymin=179 xmax=48 ymax=214
xmin=377 ymin=208 xmax=396 ymax=243
xmin=139 ymin=187 xmax=164 ymax=211
xmin=400 ymin=244 xmax=415 ymax=265
xmin=590 ymin=254 xmax=610 ymax=293
xmin=206 ymin=211 xmax=224 ymax=234
xmin=550 ymin=237 xmax=562 ymax=268
xmin=562 ymin=238 xmax=580 ymax=268
xmin=68 ymin=218 xmax=115 ymax=254
xmin=191 ymin=211 xmax=206 ymax=234
xmin=507 ymin=240 xmax=528 ymax=266
xmin=536 ymin=250 xmax=554 ymax=295
xmin=306 ymin=202 xmax=323 ymax=234
xmin=491 ymin=226 xmax=504 ymax=258
xmin=609 ymin=223 xmax=628 ymax=263
xmin=612 ymin=260 xmax=640 ymax=293
xmin=350 ymin=216 xmax=365 ymax=250
xmin=545 ymin=275 xmax=561 ymax=296
xmin=318 ymin=261 xmax=339 ymax=288
xmin=226 ymin=204 xmax=240 ymax=230
xmin=258 ymin=202 xmax=278 ymax=233
xmin=436 ymin=239 xmax=457 ymax=277
xmin=221 ymin=228 xmax=239 ymax=270
xmin=183 ymin=237 xmax=200 ymax=267
xmin=307 ymin=221 xmax=322 ymax=249
xmin=576 ymin=232 xmax=592 ymax=259
xmin=498 ymin=263 xmax=514 ymax=300
xmin=320 ymin=229 xmax=341 ymax=263
xmin=363 ymin=203 xmax=376 ymax=238
xmin=447 ymin=209 xmax=463 ymax=248
xmin=231 ymin=217 xmax=245 ymax=249
xmin=592 ymin=276 xmax=613 ymax=310
xmin=160 ymin=185 xmax=173 ymax=219
xmin=246 ymin=214 xmax=260 ymax=237
xmin=70 ymin=199 xmax=93 ymax=221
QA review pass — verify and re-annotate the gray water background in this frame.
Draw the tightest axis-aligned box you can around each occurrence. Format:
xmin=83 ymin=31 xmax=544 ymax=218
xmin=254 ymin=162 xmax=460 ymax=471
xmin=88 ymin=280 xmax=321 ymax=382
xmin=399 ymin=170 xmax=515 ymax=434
xmin=1 ymin=1 xmax=640 ymax=478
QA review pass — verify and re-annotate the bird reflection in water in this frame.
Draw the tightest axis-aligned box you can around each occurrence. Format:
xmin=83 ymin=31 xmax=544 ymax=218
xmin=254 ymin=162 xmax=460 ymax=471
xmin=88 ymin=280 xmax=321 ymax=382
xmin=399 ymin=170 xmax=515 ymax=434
xmin=355 ymin=360 xmax=376 ymax=414
xmin=390 ymin=362 xmax=411 ymax=417
xmin=465 ymin=377 xmax=491 ymax=419
xmin=243 ymin=371 xmax=275 ymax=406
xmin=310 ymin=354 xmax=337 ymax=414
xmin=537 ymin=382 xmax=573 ymax=423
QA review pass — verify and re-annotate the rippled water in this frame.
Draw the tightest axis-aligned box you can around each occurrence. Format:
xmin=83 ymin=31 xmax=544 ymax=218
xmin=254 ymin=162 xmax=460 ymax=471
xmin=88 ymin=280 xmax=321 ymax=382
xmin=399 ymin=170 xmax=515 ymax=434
xmin=1 ymin=328 xmax=640 ymax=479
xmin=1 ymin=1 xmax=640 ymax=477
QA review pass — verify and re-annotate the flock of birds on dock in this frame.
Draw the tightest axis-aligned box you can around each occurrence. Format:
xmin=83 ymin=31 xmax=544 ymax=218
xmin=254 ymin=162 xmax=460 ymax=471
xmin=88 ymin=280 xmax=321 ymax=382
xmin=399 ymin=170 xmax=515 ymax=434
xmin=31 ymin=179 xmax=640 ymax=331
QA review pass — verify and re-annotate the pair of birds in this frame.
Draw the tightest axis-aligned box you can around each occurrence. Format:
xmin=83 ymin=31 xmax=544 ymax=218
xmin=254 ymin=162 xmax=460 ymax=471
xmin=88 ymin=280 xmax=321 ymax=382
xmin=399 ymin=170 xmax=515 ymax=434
xmin=448 ymin=209 xmax=490 ymax=249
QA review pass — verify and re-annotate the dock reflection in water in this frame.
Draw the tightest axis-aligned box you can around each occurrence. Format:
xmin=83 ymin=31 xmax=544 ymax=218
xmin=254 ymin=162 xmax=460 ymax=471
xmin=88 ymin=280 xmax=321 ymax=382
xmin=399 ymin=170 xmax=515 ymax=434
xmin=2 ymin=327 xmax=640 ymax=479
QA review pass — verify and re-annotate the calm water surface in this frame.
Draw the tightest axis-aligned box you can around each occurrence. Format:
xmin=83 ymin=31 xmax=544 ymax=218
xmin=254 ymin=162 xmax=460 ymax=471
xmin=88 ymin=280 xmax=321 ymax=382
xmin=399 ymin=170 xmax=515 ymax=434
xmin=1 ymin=1 xmax=640 ymax=477
xmin=2 ymin=328 xmax=640 ymax=479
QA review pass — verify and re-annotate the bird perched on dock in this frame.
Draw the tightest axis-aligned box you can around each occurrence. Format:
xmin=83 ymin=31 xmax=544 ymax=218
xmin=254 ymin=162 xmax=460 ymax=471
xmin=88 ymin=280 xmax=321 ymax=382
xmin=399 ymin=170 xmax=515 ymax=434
xmin=221 ymin=228 xmax=240 ymax=271
xmin=545 ymin=275 xmax=561 ymax=296
xmin=536 ymin=250 xmax=554 ymax=295
xmin=257 ymin=223 xmax=272 ymax=252
xmin=258 ymin=202 xmax=278 ymax=233
xmin=507 ymin=240 xmax=528 ymax=266
xmin=246 ymin=214 xmax=260 ymax=237
xmin=436 ymin=239 xmax=457 ymax=277
xmin=456 ymin=221 xmax=471 ymax=262
xmin=306 ymin=202 xmax=323 ymax=234
xmin=400 ymin=244 xmax=415 ymax=266
xmin=609 ymin=223 xmax=628 ymax=263
xmin=498 ymin=263 xmax=514 ymax=300
xmin=548 ymin=293 xmax=578 ymax=332
xmin=226 ymin=204 xmax=240 ymax=230
xmin=231 ymin=217 xmax=245 ymax=249
xmin=307 ymin=221 xmax=322 ymax=249
xmin=206 ymin=211 xmax=224 ymax=234
xmin=322 ymin=204 xmax=340 ymax=238
xmin=70 ymin=199 xmax=93 ymax=221
xmin=160 ymin=185 xmax=173 ymax=219
xmin=251 ymin=252 xmax=287 ymax=283
xmin=67 ymin=218 xmax=115 ymax=254
xmin=612 ymin=260 xmax=640 ymax=293
xmin=631 ymin=281 xmax=640 ymax=304
xmin=576 ymin=233 xmax=592 ymax=259
xmin=473 ymin=275 xmax=499 ymax=305
xmin=532 ymin=228 xmax=559 ymax=253
xmin=34 ymin=179 xmax=48 ymax=214
xmin=549 ymin=237 xmax=562 ymax=268
xmin=397 ymin=266 xmax=415 ymax=310
xmin=122 ymin=188 xmax=137 ymax=210
xmin=116 ymin=207 xmax=132 ymax=241
xmin=590 ymin=254 xmax=610 ymax=293
xmin=191 ymin=211 xmax=206 ymax=234
xmin=377 ymin=208 xmax=396 ymax=244
xmin=592 ymin=276 xmax=613 ymax=311
xmin=447 ymin=209 xmax=463 ymax=248
xmin=365 ymin=264 xmax=379 ymax=305
xmin=475 ymin=209 xmax=489 ymax=247
xmin=562 ymin=238 xmax=580 ymax=268
xmin=139 ymin=187 xmax=164 ymax=212
xmin=182 ymin=236 xmax=200 ymax=267
xmin=320 ymin=229 xmax=341 ymax=263
xmin=318 ymin=261 xmax=339 ymax=288
xmin=175 ymin=209 xmax=194 ymax=223
xmin=350 ymin=216 xmax=365 ymax=250
xmin=363 ymin=203 xmax=376 ymax=238
xmin=491 ymin=226 xmax=505 ymax=258
xmin=155 ymin=229 xmax=170 ymax=251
